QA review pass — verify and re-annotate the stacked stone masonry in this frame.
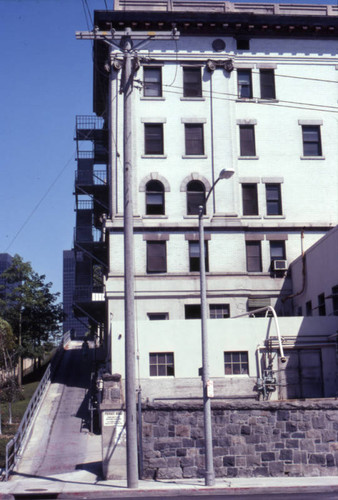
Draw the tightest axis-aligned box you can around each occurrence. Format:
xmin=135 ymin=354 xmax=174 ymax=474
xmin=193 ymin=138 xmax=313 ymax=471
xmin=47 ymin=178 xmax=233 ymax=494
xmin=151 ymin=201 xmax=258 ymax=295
xmin=141 ymin=401 xmax=338 ymax=479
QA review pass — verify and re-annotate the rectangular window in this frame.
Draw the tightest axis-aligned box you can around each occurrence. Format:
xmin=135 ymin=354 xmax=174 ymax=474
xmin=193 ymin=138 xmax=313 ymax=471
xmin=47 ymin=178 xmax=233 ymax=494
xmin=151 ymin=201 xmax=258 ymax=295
xmin=189 ymin=241 xmax=209 ymax=272
xmin=144 ymin=124 xmax=163 ymax=155
xmin=210 ymin=304 xmax=230 ymax=319
xmin=318 ymin=293 xmax=326 ymax=316
xmin=143 ymin=67 xmax=162 ymax=97
xmin=242 ymin=184 xmax=258 ymax=215
xmin=185 ymin=304 xmax=201 ymax=319
xmin=147 ymin=313 xmax=169 ymax=320
xmin=260 ymin=69 xmax=275 ymax=99
xmin=332 ymin=285 xmax=338 ymax=316
xmin=147 ymin=241 xmax=167 ymax=273
xmin=236 ymin=39 xmax=250 ymax=50
xmin=149 ymin=352 xmax=174 ymax=376
xmin=185 ymin=124 xmax=204 ymax=155
xmin=239 ymin=125 xmax=256 ymax=156
xmin=266 ymin=184 xmax=282 ymax=216
xmin=246 ymin=241 xmax=262 ymax=272
xmin=270 ymin=241 xmax=286 ymax=270
xmin=306 ymin=300 xmax=312 ymax=317
xmin=302 ymin=125 xmax=322 ymax=156
xmin=224 ymin=352 xmax=249 ymax=375
xmin=183 ymin=67 xmax=202 ymax=97
xmin=237 ymin=69 xmax=252 ymax=98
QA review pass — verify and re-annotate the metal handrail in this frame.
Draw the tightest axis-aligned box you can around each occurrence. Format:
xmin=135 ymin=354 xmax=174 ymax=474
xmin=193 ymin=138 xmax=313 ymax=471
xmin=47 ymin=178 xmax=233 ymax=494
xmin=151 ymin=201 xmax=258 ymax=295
xmin=4 ymin=332 xmax=70 ymax=481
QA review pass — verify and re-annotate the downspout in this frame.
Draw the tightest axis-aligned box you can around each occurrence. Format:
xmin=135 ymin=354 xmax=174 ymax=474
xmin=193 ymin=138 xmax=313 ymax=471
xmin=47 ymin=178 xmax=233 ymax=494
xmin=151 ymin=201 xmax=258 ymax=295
xmin=209 ymin=70 xmax=216 ymax=213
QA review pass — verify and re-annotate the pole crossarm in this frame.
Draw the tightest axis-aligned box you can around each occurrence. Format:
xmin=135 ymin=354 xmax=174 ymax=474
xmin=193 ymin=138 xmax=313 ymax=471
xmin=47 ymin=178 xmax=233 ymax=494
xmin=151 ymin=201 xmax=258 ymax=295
xmin=76 ymin=30 xmax=180 ymax=42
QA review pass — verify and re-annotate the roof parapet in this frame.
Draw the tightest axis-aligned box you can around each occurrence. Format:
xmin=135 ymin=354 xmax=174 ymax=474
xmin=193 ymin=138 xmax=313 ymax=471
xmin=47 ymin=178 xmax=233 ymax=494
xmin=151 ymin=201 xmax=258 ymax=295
xmin=114 ymin=0 xmax=337 ymax=17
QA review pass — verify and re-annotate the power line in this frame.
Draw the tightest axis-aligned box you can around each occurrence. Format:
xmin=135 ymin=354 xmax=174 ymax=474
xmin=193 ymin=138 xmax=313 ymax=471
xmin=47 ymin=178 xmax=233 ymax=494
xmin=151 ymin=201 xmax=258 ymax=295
xmin=160 ymin=84 xmax=338 ymax=114
xmin=4 ymin=152 xmax=75 ymax=253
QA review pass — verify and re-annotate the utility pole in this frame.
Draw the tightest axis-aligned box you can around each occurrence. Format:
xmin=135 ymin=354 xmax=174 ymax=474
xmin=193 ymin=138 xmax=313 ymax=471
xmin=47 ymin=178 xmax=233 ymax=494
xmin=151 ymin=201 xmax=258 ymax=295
xmin=76 ymin=25 xmax=179 ymax=489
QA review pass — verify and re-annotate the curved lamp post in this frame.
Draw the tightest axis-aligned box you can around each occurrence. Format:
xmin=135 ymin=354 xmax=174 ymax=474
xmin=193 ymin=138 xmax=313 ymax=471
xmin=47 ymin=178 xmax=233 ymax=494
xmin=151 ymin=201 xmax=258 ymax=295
xmin=198 ymin=167 xmax=234 ymax=486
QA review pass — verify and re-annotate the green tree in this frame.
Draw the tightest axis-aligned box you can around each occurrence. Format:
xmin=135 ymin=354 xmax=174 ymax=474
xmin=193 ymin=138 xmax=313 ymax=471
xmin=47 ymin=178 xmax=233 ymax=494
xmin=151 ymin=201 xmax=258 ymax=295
xmin=0 ymin=255 xmax=63 ymax=384
xmin=0 ymin=318 xmax=21 ymax=430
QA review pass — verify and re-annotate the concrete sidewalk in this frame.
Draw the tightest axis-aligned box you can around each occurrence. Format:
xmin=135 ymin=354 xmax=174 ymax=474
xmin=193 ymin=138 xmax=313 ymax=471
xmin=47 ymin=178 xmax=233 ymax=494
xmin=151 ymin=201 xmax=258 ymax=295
xmin=1 ymin=470 xmax=338 ymax=498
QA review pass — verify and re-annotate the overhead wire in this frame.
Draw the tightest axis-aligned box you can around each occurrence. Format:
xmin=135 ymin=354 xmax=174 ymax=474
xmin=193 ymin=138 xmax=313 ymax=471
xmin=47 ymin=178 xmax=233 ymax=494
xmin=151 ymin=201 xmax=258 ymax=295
xmin=5 ymin=152 xmax=76 ymax=253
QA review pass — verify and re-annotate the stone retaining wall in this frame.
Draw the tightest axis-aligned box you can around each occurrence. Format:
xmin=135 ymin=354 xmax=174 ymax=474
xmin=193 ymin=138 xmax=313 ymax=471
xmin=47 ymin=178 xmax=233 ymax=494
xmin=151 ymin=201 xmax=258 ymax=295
xmin=141 ymin=400 xmax=338 ymax=479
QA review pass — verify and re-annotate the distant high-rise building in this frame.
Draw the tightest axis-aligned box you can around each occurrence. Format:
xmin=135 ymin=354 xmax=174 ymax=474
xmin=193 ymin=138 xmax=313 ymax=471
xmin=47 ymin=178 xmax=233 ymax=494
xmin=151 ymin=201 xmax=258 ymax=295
xmin=63 ymin=250 xmax=88 ymax=338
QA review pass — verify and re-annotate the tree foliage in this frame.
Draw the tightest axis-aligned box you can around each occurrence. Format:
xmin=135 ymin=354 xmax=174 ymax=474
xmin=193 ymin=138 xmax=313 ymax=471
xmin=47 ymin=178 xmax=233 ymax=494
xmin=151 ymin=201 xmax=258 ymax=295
xmin=0 ymin=255 xmax=63 ymax=361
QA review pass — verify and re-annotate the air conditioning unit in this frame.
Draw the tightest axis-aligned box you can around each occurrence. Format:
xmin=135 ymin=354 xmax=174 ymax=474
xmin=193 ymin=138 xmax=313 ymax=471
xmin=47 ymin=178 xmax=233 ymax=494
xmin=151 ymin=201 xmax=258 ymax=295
xmin=273 ymin=259 xmax=288 ymax=271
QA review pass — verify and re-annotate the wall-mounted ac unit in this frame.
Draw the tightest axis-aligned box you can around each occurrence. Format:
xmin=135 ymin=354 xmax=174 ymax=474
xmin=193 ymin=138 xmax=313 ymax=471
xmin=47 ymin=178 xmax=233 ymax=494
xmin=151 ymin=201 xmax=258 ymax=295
xmin=273 ymin=259 xmax=288 ymax=271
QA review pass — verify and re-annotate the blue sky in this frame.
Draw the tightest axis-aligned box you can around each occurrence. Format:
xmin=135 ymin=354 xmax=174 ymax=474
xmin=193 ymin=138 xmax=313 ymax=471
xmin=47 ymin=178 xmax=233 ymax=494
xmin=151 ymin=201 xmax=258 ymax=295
xmin=0 ymin=0 xmax=336 ymax=299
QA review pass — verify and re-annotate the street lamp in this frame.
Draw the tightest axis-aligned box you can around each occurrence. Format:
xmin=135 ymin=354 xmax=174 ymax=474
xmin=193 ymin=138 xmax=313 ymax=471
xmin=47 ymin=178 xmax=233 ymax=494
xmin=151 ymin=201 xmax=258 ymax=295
xmin=198 ymin=167 xmax=234 ymax=486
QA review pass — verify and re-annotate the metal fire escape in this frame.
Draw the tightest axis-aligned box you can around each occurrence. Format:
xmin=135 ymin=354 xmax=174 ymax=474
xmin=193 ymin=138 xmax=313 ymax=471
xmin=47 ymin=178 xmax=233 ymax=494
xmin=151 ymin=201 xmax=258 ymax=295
xmin=73 ymin=115 xmax=108 ymax=336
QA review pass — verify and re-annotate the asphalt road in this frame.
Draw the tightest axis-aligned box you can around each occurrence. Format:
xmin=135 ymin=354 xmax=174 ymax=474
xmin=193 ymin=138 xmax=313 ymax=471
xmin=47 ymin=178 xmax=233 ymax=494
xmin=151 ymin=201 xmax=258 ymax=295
xmin=15 ymin=343 xmax=102 ymax=477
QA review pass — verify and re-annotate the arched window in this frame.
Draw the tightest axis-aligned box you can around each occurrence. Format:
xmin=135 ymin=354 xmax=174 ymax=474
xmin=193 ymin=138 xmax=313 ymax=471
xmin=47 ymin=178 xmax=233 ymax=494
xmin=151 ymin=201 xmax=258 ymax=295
xmin=146 ymin=180 xmax=165 ymax=215
xmin=186 ymin=180 xmax=205 ymax=215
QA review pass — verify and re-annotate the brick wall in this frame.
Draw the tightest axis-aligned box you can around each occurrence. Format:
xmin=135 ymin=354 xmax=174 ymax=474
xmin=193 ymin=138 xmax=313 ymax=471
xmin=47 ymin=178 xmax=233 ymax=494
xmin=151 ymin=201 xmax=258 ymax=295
xmin=141 ymin=400 xmax=338 ymax=479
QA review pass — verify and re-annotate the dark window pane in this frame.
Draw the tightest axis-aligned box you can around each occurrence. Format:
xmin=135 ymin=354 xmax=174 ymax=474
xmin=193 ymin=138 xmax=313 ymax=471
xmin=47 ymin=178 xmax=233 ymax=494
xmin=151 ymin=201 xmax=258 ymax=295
xmin=189 ymin=241 xmax=209 ymax=272
xmin=270 ymin=241 xmax=285 ymax=261
xmin=183 ymin=67 xmax=202 ymax=97
xmin=147 ymin=241 xmax=166 ymax=273
xmin=143 ymin=67 xmax=162 ymax=97
xmin=302 ymin=126 xmax=322 ymax=156
xmin=210 ymin=304 xmax=230 ymax=319
xmin=146 ymin=180 xmax=165 ymax=215
xmin=145 ymin=124 xmax=163 ymax=155
xmin=158 ymin=365 xmax=166 ymax=376
xmin=237 ymin=69 xmax=252 ymax=98
xmin=185 ymin=124 xmax=204 ymax=155
xmin=246 ymin=241 xmax=262 ymax=272
xmin=224 ymin=351 xmax=249 ymax=375
xmin=236 ymin=39 xmax=250 ymax=50
xmin=187 ymin=180 xmax=205 ymax=215
xmin=332 ymin=285 xmax=338 ymax=316
xmin=260 ymin=69 xmax=275 ymax=99
xmin=266 ymin=184 xmax=282 ymax=216
xmin=149 ymin=365 xmax=157 ymax=376
xmin=148 ymin=313 xmax=169 ymax=320
xmin=242 ymin=184 xmax=258 ymax=215
xmin=239 ymin=125 xmax=256 ymax=156
xmin=185 ymin=304 xmax=201 ymax=319
xmin=306 ymin=301 xmax=312 ymax=316
xmin=318 ymin=293 xmax=326 ymax=316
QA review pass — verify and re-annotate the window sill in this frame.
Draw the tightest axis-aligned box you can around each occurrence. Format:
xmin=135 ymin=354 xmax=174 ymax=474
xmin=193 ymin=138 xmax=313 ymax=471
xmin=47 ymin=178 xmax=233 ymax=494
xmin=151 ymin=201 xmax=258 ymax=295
xmin=224 ymin=374 xmax=249 ymax=377
xmin=235 ymin=98 xmax=255 ymax=102
xmin=263 ymin=215 xmax=285 ymax=219
xmin=300 ymin=156 xmax=325 ymax=160
xmin=238 ymin=156 xmax=259 ymax=160
xmin=142 ymin=215 xmax=168 ymax=219
xmin=149 ymin=376 xmax=175 ymax=378
xmin=141 ymin=154 xmax=167 ymax=159
xmin=242 ymin=215 xmax=261 ymax=219
xmin=180 ymin=97 xmax=205 ymax=101
xmin=182 ymin=155 xmax=208 ymax=159
xmin=141 ymin=97 xmax=165 ymax=101
xmin=257 ymin=99 xmax=279 ymax=103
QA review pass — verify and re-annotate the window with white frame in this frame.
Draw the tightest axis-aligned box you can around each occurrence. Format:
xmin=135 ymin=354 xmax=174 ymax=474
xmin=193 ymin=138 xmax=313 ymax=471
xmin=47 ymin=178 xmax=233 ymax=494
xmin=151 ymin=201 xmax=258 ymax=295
xmin=183 ymin=67 xmax=202 ymax=97
xmin=237 ymin=69 xmax=252 ymax=98
xmin=184 ymin=124 xmax=204 ymax=155
xmin=266 ymin=184 xmax=282 ymax=216
xmin=302 ymin=125 xmax=322 ymax=156
xmin=242 ymin=183 xmax=258 ymax=215
xmin=146 ymin=241 xmax=167 ymax=273
xmin=224 ymin=352 xmax=249 ymax=375
xmin=143 ymin=67 xmax=162 ymax=97
xmin=144 ymin=123 xmax=164 ymax=155
xmin=260 ymin=69 xmax=275 ymax=99
xmin=210 ymin=304 xmax=230 ymax=319
xmin=239 ymin=125 xmax=256 ymax=156
xmin=149 ymin=352 xmax=174 ymax=376
xmin=145 ymin=180 xmax=165 ymax=215
xmin=246 ymin=241 xmax=262 ymax=272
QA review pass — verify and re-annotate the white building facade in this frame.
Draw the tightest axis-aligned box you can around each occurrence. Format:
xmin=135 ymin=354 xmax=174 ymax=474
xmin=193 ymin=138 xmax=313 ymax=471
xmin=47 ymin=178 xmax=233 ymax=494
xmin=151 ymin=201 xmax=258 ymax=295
xmin=99 ymin=1 xmax=338 ymax=319
xmin=86 ymin=1 xmax=338 ymax=399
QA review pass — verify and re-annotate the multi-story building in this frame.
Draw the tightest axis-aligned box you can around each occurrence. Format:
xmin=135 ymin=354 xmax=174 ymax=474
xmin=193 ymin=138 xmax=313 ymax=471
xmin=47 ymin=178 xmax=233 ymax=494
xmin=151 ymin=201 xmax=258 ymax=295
xmin=76 ymin=0 xmax=338 ymax=399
